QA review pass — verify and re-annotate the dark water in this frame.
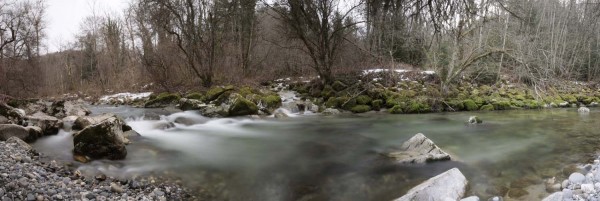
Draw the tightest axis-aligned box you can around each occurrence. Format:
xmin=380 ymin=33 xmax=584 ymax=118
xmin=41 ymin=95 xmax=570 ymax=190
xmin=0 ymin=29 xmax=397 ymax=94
xmin=33 ymin=107 xmax=600 ymax=200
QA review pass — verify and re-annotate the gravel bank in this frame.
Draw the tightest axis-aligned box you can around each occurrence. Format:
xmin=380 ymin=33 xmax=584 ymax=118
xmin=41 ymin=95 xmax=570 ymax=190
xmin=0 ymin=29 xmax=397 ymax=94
xmin=0 ymin=137 xmax=191 ymax=201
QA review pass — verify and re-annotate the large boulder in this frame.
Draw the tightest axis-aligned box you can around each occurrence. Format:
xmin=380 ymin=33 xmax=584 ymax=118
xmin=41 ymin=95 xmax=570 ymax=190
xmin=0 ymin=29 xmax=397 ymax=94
xmin=63 ymin=101 xmax=91 ymax=116
xmin=0 ymin=102 xmax=25 ymax=124
xmin=387 ymin=133 xmax=451 ymax=164
xmin=394 ymin=168 xmax=467 ymax=201
xmin=0 ymin=115 xmax=8 ymax=124
xmin=25 ymin=112 xmax=63 ymax=135
xmin=73 ymin=116 xmax=128 ymax=160
xmin=199 ymin=104 xmax=228 ymax=118
xmin=178 ymin=98 xmax=205 ymax=111
xmin=227 ymin=94 xmax=259 ymax=116
xmin=73 ymin=113 xmax=131 ymax=131
xmin=0 ymin=124 xmax=39 ymax=142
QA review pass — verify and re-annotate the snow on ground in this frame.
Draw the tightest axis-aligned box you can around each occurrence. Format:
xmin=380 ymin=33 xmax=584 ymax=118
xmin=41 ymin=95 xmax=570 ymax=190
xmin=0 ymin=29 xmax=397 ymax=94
xmin=99 ymin=92 xmax=153 ymax=104
xmin=362 ymin=68 xmax=436 ymax=76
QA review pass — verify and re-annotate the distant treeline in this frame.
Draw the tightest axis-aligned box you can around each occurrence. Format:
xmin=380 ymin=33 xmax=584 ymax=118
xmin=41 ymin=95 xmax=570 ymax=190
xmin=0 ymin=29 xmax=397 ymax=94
xmin=1 ymin=0 xmax=600 ymax=97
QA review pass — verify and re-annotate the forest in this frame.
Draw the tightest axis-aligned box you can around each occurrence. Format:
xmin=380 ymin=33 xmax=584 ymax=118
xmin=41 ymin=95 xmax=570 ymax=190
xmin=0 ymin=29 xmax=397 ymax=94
xmin=1 ymin=0 xmax=600 ymax=97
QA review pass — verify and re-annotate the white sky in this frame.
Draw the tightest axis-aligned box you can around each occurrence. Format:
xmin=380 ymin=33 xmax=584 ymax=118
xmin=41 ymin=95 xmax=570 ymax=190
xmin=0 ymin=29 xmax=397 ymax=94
xmin=45 ymin=0 xmax=131 ymax=53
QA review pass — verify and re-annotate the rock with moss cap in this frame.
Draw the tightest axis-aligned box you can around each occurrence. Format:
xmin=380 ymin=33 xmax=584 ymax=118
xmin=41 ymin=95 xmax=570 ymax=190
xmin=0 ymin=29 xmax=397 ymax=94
xmin=260 ymin=94 xmax=282 ymax=113
xmin=178 ymin=98 xmax=205 ymax=111
xmin=463 ymin=99 xmax=478 ymax=111
xmin=228 ymin=94 xmax=259 ymax=116
xmin=331 ymin=81 xmax=348 ymax=91
xmin=144 ymin=92 xmax=181 ymax=108
xmin=73 ymin=116 xmax=128 ymax=161
xmin=480 ymin=104 xmax=494 ymax=111
xmin=390 ymin=105 xmax=404 ymax=114
xmin=204 ymin=86 xmax=234 ymax=103
xmin=350 ymin=105 xmax=371 ymax=113
xmin=467 ymin=116 xmax=482 ymax=124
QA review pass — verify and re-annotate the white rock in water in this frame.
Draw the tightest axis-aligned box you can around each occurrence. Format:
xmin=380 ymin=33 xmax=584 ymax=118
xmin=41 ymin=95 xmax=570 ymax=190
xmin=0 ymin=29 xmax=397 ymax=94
xmin=562 ymin=189 xmax=573 ymax=199
xmin=394 ymin=168 xmax=467 ymax=201
xmin=581 ymin=183 xmax=595 ymax=194
xmin=578 ymin=106 xmax=590 ymax=113
xmin=562 ymin=179 xmax=569 ymax=189
xmin=569 ymin=172 xmax=585 ymax=184
xmin=460 ymin=196 xmax=479 ymax=201
xmin=541 ymin=192 xmax=564 ymax=201
xmin=467 ymin=116 xmax=482 ymax=124
xmin=387 ymin=133 xmax=451 ymax=164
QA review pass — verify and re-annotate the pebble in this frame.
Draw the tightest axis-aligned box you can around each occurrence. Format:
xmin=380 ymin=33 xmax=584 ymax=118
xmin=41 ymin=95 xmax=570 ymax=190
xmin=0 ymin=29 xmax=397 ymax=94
xmin=569 ymin=172 xmax=586 ymax=184
xmin=0 ymin=139 xmax=189 ymax=201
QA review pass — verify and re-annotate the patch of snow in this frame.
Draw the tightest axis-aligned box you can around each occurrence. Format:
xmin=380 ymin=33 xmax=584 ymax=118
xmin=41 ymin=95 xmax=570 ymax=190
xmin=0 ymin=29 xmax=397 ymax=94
xmin=99 ymin=92 xmax=153 ymax=104
xmin=422 ymin=70 xmax=436 ymax=75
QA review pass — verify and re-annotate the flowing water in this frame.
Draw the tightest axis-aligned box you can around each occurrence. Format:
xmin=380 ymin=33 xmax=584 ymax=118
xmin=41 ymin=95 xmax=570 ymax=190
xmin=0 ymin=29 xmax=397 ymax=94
xmin=32 ymin=106 xmax=600 ymax=201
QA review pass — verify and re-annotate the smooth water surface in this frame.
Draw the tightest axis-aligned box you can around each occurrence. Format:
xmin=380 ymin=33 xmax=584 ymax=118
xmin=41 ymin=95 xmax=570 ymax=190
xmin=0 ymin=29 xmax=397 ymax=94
xmin=33 ymin=106 xmax=600 ymax=200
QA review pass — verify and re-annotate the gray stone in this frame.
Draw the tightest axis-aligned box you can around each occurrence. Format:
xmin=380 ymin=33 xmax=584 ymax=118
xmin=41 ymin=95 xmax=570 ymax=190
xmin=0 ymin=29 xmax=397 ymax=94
xmin=394 ymin=168 xmax=467 ymax=201
xmin=178 ymin=98 xmax=204 ymax=111
xmin=578 ymin=106 xmax=590 ymax=113
xmin=73 ymin=113 xmax=127 ymax=130
xmin=569 ymin=172 xmax=585 ymax=184
xmin=387 ymin=133 xmax=451 ymax=164
xmin=0 ymin=124 xmax=32 ymax=142
xmin=110 ymin=183 xmax=124 ymax=193
xmin=63 ymin=101 xmax=91 ymax=117
xmin=467 ymin=116 xmax=482 ymax=124
xmin=273 ymin=109 xmax=289 ymax=119
xmin=73 ymin=115 xmax=128 ymax=160
xmin=25 ymin=112 xmax=63 ymax=135
xmin=322 ymin=108 xmax=340 ymax=116
xmin=0 ymin=115 xmax=8 ymax=124
xmin=460 ymin=196 xmax=480 ymax=201
xmin=563 ymin=188 xmax=573 ymax=199
xmin=542 ymin=192 xmax=564 ymax=201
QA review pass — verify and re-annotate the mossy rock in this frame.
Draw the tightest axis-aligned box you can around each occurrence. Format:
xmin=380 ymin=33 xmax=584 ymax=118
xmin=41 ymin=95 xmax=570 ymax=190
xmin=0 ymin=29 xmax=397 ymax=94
xmin=367 ymin=88 xmax=386 ymax=100
xmin=480 ymin=104 xmax=494 ymax=111
xmin=446 ymin=100 xmax=464 ymax=111
xmin=350 ymin=105 xmax=371 ymax=113
xmin=325 ymin=97 xmax=338 ymax=108
xmin=398 ymin=89 xmax=417 ymax=98
xmin=261 ymin=95 xmax=282 ymax=111
xmin=525 ymin=100 xmax=542 ymax=109
xmin=144 ymin=92 xmax=181 ymax=108
xmin=561 ymin=94 xmax=577 ymax=103
xmin=510 ymin=100 xmax=525 ymax=108
xmin=332 ymin=81 xmax=348 ymax=91
xmin=339 ymin=97 xmax=357 ymax=111
xmin=492 ymin=101 xmax=511 ymax=110
xmin=228 ymin=95 xmax=259 ymax=116
xmin=185 ymin=92 xmax=204 ymax=100
xmin=321 ymin=85 xmax=335 ymax=99
xmin=463 ymin=99 xmax=478 ymax=111
xmin=205 ymin=86 xmax=234 ymax=102
xmin=389 ymin=105 xmax=403 ymax=114
xmin=404 ymin=101 xmax=431 ymax=114
xmin=386 ymin=97 xmax=400 ymax=108
xmin=372 ymin=99 xmax=383 ymax=111
xmin=356 ymin=95 xmax=372 ymax=105
xmin=238 ymin=86 xmax=258 ymax=97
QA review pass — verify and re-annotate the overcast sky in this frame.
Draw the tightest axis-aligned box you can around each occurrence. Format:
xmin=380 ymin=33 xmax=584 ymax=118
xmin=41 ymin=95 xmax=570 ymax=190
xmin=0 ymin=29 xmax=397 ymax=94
xmin=45 ymin=0 xmax=131 ymax=53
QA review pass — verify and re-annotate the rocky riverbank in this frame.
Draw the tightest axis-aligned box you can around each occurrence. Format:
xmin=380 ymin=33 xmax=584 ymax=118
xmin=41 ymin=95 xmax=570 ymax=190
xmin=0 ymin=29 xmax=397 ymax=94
xmin=0 ymin=137 xmax=190 ymax=201
xmin=543 ymin=156 xmax=600 ymax=200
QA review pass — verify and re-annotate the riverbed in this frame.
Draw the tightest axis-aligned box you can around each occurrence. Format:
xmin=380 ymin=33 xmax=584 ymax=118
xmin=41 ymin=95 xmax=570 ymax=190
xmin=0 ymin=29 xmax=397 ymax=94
xmin=32 ymin=106 xmax=599 ymax=200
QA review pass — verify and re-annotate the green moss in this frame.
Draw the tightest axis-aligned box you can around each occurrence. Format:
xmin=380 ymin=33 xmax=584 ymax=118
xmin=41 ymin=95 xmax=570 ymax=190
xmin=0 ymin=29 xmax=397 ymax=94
xmin=356 ymin=95 xmax=372 ymax=105
xmin=185 ymin=92 xmax=204 ymax=100
xmin=492 ymin=101 xmax=511 ymax=110
xmin=325 ymin=97 xmax=338 ymax=108
xmin=339 ymin=97 xmax=357 ymax=110
xmin=446 ymin=100 xmax=464 ymax=111
xmin=238 ymin=86 xmax=257 ymax=97
xmin=228 ymin=95 xmax=259 ymax=116
xmin=463 ymin=99 xmax=478 ymax=111
xmin=321 ymin=85 xmax=335 ymax=99
xmin=511 ymin=100 xmax=525 ymax=108
xmin=480 ymin=104 xmax=494 ymax=111
xmin=261 ymin=95 xmax=282 ymax=110
xmin=561 ymin=94 xmax=577 ymax=103
xmin=404 ymin=101 xmax=431 ymax=114
xmin=372 ymin=99 xmax=383 ymax=111
xmin=525 ymin=100 xmax=542 ymax=109
xmin=205 ymin=86 xmax=234 ymax=102
xmin=389 ymin=105 xmax=403 ymax=114
xmin=386 ymin=97 xmax=400 ymax=108
xmin=332 ymin=81 xmax=348 ymax=91
xmin=350 ymin=105 xmax=371 ymax=113
xmin=144 ymin=92 xmax=181 ymax=108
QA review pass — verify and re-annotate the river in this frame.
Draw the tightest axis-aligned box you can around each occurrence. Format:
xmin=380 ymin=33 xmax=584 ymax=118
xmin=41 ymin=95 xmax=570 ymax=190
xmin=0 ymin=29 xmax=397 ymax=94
xmin=32 ymin=106 xmax=599 ymax=200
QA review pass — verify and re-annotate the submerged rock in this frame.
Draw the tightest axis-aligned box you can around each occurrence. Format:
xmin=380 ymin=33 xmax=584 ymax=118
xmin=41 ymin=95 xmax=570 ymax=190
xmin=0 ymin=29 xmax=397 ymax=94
xmin=578 ymin=106 xmax=590 ymax=113
xmin=273 ymin=109 xmax=289 ymax=119
xmin=468 ymin=116 xmax=483 ymax=124
xmin=387 ymin=133 xmax=451 ymax=164
xmin=73 ymin=116 xmax=128 ymax=160
xmin=394 ymin=168 xmax=467 ymax=201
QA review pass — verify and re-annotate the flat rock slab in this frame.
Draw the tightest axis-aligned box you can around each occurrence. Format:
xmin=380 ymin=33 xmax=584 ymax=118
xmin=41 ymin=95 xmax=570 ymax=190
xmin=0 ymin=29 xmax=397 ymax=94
xmin=387 ymin=133 xmax=451 ymax=164
xmin=394 ymin=168 xmax=467 ymax=201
